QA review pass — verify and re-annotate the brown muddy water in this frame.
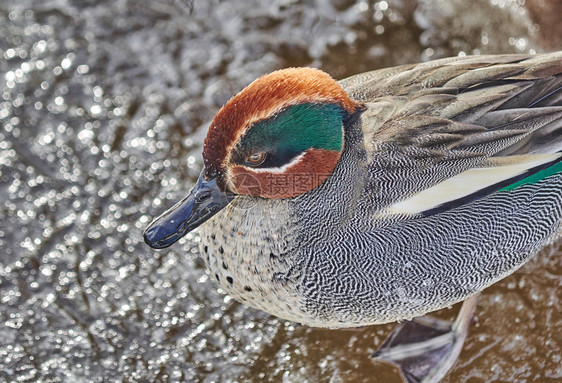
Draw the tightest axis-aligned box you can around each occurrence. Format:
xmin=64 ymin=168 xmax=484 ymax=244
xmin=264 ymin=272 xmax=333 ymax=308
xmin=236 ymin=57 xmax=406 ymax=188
xmin=0 ymin=0 xmax=560 ymax=382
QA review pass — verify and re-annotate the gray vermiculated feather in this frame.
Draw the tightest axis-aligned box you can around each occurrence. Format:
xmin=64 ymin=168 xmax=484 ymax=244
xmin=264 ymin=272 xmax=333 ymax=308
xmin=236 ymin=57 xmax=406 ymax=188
xmin=357 ymin=53 xmax=562 ymax=211
xmin=199 ymin=52 xmax=562 ymax=327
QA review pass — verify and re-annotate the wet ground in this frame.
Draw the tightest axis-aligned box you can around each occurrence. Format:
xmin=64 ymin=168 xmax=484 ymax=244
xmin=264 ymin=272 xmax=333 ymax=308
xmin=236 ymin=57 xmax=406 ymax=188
xmin=0 ymin=0 xmax=560 ymax=382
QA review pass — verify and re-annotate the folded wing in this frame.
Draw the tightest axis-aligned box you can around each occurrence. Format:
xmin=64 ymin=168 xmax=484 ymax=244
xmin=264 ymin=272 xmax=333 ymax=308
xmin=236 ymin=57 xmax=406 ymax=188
xmin=343 ymin=52 xmax=562 ymax=219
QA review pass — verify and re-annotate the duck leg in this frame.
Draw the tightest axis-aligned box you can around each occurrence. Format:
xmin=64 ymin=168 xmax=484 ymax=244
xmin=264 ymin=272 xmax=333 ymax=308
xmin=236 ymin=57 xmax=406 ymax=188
xmin=371 ymin=293 xmax=480 ymax=383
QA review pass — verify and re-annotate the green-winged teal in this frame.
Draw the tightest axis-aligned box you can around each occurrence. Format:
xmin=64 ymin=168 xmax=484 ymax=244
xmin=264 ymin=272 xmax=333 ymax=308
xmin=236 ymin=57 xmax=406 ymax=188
xmin=145 ymin=52 xmax=562 ymax=382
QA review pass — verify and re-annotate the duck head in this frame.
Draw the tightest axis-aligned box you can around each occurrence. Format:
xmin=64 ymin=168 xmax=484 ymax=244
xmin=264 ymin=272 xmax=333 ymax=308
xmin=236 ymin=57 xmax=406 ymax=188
xmin=144 ymin=67 xmax=364 ymax=249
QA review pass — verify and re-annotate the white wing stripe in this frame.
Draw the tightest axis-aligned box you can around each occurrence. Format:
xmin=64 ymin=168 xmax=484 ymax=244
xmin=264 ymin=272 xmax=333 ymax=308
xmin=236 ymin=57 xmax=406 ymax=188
xmin=387 ymin=153 xmax=562 ymax=215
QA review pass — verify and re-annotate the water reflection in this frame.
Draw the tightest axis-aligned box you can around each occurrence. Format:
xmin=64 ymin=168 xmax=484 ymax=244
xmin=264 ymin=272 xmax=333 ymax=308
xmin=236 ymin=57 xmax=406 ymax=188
xmin=0 ymin=0 xmax=560 ymax=382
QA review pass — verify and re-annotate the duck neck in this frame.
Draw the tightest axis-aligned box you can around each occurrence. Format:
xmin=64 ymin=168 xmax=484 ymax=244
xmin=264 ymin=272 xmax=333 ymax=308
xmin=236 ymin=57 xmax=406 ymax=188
xmin=289 ymin=115 xmax=367 ymax=238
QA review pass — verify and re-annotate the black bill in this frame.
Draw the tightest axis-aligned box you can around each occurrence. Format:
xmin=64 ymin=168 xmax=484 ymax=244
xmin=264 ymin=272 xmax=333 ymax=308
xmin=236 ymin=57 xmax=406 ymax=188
xmin=144 ymin=171 xmax=234 ymax=249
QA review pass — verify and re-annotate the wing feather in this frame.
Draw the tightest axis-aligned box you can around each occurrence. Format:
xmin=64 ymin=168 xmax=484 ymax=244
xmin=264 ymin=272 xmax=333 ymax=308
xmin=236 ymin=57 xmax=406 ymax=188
xmin=343 ymin=52 xmax=562 ymax=219
xmin=385 ymin=153 xmax=562 ymax=216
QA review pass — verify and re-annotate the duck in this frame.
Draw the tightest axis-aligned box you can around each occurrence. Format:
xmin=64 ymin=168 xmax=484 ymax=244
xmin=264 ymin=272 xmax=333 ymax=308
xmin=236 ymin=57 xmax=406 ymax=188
xmin=144 ymin=52 xmax=562 ymax=382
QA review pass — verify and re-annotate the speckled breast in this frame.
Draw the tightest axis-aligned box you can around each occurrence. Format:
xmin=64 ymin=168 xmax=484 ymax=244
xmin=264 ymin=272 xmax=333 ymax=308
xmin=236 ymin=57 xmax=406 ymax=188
xmin=197 ymin=196 xmax=318 ymax=325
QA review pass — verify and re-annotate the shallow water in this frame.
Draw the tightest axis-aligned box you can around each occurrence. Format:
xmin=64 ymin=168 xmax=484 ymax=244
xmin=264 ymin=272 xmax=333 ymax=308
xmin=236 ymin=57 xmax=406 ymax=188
xmin=0 ymin=0 xmax=560 ymax=382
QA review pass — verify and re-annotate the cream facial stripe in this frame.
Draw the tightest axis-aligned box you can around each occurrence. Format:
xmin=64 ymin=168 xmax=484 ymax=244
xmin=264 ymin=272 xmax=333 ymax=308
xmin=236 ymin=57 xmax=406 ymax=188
xmin=247 ymin=151 xmax=307 ymax=173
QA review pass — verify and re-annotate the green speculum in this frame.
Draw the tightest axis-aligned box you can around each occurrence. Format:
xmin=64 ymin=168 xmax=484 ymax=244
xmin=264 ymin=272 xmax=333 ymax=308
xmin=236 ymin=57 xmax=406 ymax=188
xmin=234 ymin=102 xmax=345 ymax=168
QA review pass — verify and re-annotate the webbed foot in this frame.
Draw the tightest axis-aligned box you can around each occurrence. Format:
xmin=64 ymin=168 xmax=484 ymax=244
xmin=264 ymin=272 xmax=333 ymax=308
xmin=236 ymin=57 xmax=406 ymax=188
xmin=371 ymin=293 xmax=480 ymax=383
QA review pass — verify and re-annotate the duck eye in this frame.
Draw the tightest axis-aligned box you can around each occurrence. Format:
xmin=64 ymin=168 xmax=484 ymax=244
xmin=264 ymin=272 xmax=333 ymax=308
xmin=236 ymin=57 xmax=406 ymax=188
xmin=245 ymin=152 xmax=267 ymax=167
